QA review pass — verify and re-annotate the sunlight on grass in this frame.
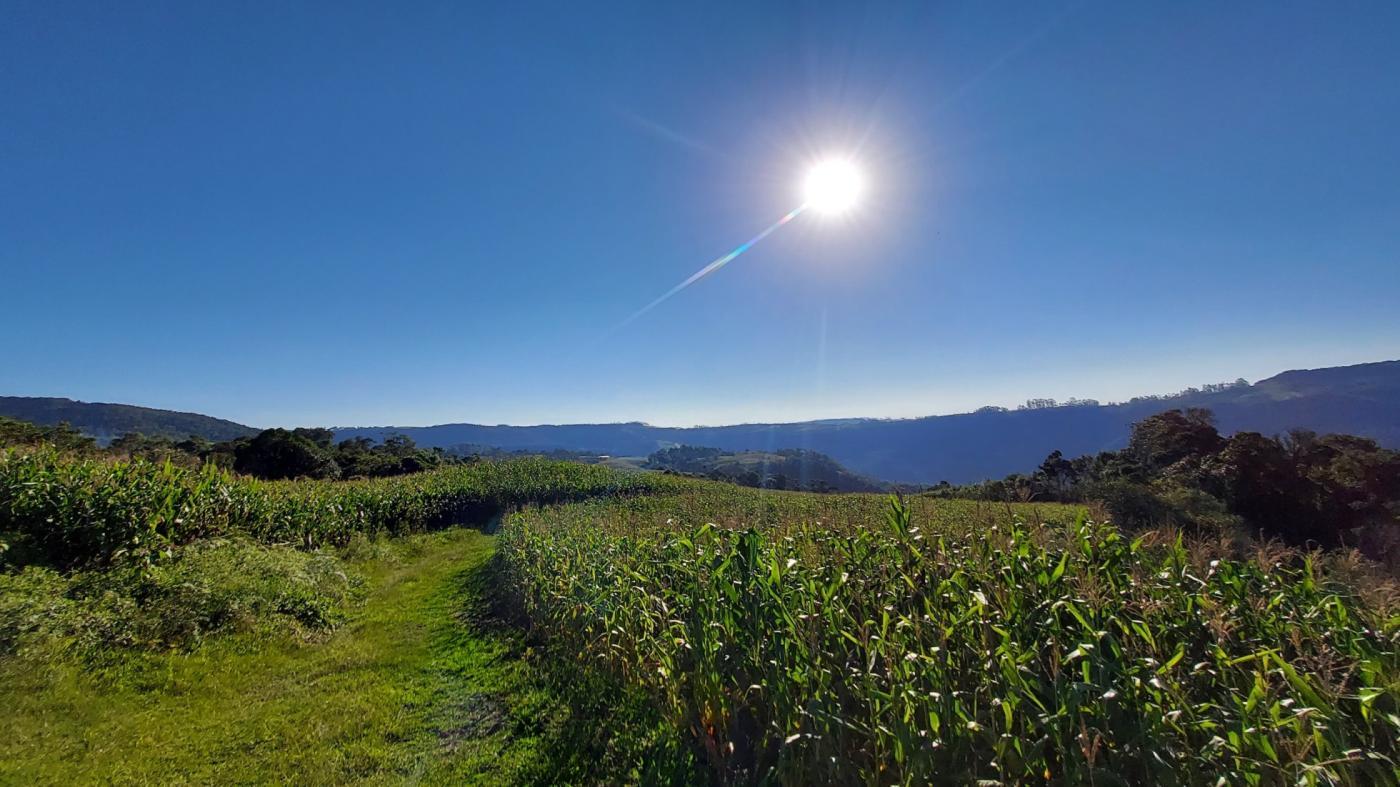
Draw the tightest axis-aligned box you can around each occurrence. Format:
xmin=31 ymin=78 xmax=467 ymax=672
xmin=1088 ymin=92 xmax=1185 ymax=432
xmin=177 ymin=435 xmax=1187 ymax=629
xmin=1 ymin=531 xmax=545 ymax=784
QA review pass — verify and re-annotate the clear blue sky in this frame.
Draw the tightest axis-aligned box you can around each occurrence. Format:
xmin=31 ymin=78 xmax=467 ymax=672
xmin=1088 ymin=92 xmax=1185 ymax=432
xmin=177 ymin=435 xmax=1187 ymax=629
xmin=3 ymin=2 xmax=1397 ymax=428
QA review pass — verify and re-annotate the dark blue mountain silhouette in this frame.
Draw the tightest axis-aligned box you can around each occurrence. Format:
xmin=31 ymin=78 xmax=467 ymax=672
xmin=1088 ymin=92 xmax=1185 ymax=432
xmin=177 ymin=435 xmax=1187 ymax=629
xmin=333 ymin=360 xmax=1400 ymax=484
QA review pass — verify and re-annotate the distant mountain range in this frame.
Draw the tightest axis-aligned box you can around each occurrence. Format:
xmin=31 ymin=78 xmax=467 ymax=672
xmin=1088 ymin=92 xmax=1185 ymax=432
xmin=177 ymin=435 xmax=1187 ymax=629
xmin=5 ymin=360 xmax=1397 ymax=484
xmin=333 ymin=360 xmax=1400 ymax=483
xmin=0 ymin=397 xmax=257 ymax=444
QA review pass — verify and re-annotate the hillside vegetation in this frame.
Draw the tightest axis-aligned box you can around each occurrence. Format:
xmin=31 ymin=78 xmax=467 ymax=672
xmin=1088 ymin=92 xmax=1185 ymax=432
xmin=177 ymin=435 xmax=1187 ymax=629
xmin=334 ymin=360 xmax=1400 ymax=483
xmin=938 ymin=408 xmax=1400 ymax=567
xmin=0 ymin=396 xmax=257 ymax=443
xmin=0 ymin=416 xmax=472 ymax=482
xmin=10 ymin=360 xmax=1399 ymax=484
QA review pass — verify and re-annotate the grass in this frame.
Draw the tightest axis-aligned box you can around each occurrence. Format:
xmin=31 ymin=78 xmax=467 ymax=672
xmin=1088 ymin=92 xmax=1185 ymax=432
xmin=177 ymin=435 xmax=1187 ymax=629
xmin=0 ymin=453 xmax=703 ymax=784
xmin=0 ymin=529 xmax=565 ymax=785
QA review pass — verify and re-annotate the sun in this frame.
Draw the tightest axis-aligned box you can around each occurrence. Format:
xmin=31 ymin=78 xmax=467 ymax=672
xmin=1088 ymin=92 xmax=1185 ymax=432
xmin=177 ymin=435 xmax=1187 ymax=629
xmin=803 ymin=158 xmax=864 ymax=215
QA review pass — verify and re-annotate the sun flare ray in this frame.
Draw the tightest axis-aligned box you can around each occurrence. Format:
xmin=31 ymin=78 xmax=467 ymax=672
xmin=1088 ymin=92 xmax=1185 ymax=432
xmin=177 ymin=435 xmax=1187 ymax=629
xmin=612 ymin=158 xmax=864 ymax=331
xmin=613 ymin=204 xmax=807 ymax=331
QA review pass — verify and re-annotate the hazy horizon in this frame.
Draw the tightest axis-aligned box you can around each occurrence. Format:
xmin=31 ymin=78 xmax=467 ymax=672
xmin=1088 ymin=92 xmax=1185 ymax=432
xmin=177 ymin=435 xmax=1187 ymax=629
xmin=10 ymin=352 xmax=1395 ymax=431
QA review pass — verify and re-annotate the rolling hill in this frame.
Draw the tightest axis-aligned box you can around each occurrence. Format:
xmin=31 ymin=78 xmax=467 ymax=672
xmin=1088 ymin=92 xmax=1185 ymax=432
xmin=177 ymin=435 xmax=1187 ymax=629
xmin=0 ymin=397 xmax=258 ymax=444
xmin=6 ymin=360 xmax=1396 ymax=483
xmin=334 ymin=360 xmax=1400 ymax=484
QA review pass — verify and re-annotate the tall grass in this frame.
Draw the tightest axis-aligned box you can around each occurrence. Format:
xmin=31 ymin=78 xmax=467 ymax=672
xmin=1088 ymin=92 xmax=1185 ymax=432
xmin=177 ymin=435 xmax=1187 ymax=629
xmin=501 ymin=493 xmax=1400 ymax=784
xmin=0 ymin=449 xmax=675 ymax=568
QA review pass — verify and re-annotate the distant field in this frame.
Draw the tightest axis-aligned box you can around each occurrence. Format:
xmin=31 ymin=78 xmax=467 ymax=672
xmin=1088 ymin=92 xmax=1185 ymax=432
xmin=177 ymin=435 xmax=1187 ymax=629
xmin=594 ymin=455 xmax=650 ymax=472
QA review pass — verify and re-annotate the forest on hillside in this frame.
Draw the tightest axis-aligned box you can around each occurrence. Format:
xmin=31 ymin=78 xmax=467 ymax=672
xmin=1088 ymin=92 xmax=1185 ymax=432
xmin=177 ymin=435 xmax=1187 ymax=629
xmin=934 ymin=408 xmax=1400 ymax=564
xmin=0 ymin=417 xmax=459 ymax=481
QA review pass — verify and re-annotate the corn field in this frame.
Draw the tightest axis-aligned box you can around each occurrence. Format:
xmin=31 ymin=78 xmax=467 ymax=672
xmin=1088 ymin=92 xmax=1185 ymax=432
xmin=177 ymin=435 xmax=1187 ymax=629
xmin=0 ymin=449 xmax=674 ymax=568
xmin=5 ymin=449 xmax=1397 ymax=783
xmin=500 ymin=492 xmax=1400 ymax=785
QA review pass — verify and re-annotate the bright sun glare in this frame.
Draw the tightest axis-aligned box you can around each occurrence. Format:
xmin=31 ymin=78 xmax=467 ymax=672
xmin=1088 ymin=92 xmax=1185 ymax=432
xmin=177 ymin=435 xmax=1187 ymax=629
xmin=803 ymin=158 xmax=864 ymax=215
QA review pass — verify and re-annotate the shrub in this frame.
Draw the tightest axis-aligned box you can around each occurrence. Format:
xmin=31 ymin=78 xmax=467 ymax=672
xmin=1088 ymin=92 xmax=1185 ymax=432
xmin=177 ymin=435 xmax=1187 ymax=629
xmin=1089 ymin=479 xmax=1177 ymax=528
xmin=0 ymin=539 xmax=362 ymax=658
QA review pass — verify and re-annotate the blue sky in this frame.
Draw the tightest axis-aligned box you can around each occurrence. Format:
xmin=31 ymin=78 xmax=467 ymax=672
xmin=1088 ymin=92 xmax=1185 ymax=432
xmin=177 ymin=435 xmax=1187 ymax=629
xmin=3 ymin=2 xmax=1397 ymax=428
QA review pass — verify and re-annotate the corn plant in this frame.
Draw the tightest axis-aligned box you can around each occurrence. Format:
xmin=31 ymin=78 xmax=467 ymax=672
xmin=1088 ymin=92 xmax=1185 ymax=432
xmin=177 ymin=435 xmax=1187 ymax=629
xmin=501 ymin=494 xmax=1400 ymax=785
xmin=0 ymin=449 xmax=678 ymax=568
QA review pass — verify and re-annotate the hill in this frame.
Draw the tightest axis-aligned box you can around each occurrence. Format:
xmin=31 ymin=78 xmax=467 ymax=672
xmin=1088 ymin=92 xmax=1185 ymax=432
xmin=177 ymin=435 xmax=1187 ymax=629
xmin=6 ymin=361 xmax=1396 ymax=483
xmin=0 ymin=397 xmax=258 ymax=444
xmin=334 ymin=360 xmax=1400 ymax=484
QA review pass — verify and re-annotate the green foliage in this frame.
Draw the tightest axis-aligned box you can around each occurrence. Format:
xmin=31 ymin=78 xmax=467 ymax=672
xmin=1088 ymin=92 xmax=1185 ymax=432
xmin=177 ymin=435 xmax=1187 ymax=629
xmin=4 ymin=421 xmax=1397 ymax=784
xmin=501 ymin=494 xmax=1400 ymax=785
xmin=646 ymin=445 xmax=887 ymax=492
xmin=0 ymin=416 xmax=96 ymax=454
xmin=101 ymin=427 xmax=463 ymax=481
xmin=0 ymin=450 xmax=677 ymax=569
xmin=333 ymin=433 xmax=458 ymax=478
xmin=1129 ymin=408 xmax=1225 ymax=470
xmin=108 ymin=431 xmax=215 ymax=466
xmin=0 ymin=531 xmax=601 ymax=784
xmin=1091 ymin=479 xmax=1181 ymax=528
xmin=0 ymin=412 xmax=474 ymax=483
xmin=0 ymin=396 xmax=257 ymax=443
xmin=0 ymin=539 xmax=361 ymax=658
xmin=233 ymin=427 xmax=344 ymax=480
xmin=944 ymin=410 xmax=1400 ymax=562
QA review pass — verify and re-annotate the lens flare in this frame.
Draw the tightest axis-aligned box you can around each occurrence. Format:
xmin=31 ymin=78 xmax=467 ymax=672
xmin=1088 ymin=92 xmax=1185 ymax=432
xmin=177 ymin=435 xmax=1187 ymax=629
xmin=613 ymin=157 xmax=866 ymax=331
xmin=613 ymin=204 xmax=807 ymax=331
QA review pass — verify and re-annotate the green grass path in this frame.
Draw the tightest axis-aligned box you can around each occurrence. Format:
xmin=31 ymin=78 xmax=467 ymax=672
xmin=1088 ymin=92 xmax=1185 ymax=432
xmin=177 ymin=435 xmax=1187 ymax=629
xmin=0 ymin=530 xmax=562 ymax=785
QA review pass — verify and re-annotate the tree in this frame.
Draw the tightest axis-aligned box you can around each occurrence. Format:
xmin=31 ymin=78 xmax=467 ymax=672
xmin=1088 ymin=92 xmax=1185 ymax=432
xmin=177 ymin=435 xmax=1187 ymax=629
xmin=936 ymin=409 xmax=1399 ymax=560
xmin=0 ymin=417 xmax=96 ymax=454
xmin=1127 ymin=409 xmax=1224 ymax=471
xmin=1208 ymin=432 xmax=1319 ymax=543
xmin=291 ymin=427 xmax=335 ymax=450
xmin=1037 ymin=450 xmax=1076 ymax=499
xmin=381 ymin=434 xmax=417 ymax=457
xmin=234 ymin=429 xmax=341 ymax=480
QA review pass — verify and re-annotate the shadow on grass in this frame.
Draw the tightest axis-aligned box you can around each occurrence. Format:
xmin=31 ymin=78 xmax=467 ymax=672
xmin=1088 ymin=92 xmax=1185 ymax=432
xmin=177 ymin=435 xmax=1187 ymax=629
xmin=439 ymin=551 xmax=711 ymax=786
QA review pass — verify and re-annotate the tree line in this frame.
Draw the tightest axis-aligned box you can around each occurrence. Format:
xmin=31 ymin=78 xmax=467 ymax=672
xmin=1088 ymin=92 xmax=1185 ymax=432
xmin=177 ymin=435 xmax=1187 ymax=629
xmin=0 ymin=417 xmax=463 ymax=481
xmin=931 ymin=408 xmax=1400 ymax=563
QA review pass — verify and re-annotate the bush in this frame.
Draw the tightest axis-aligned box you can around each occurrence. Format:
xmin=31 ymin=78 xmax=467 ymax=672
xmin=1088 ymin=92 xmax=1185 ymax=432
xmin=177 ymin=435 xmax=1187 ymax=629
xmin=1153 ymin=481 xmax=1242 ymax=535
xmin=1089 ymin=480 xmax=1176 ymax=528
xmin=0 ymin=539 xmax=362 ymax=659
